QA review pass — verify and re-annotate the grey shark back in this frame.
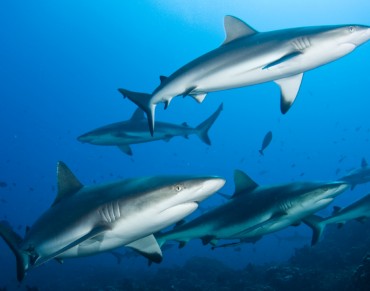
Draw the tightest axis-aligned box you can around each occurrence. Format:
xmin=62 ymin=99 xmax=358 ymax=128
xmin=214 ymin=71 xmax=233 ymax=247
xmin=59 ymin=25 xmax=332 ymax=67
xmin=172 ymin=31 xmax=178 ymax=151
xmin=78 ymin=103 xmax=223 ymax=155
xmin=156 ymin=169 xmax=348 ymax=248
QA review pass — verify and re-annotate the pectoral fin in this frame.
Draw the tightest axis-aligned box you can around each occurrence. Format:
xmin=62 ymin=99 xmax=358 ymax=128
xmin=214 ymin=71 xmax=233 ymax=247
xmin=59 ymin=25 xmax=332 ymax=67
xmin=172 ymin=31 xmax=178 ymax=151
xmin=34 ymin=224 xmax=110 ymax=267
xmin=126 ymin=235 xmax=162 ymax=263
xmin=263 ymin=51 xmax=302 ymax=70
xmin=234 ymin=212 xmax=287 ymax=237
xmin=274 ymin=73 xmax=303 ymax=114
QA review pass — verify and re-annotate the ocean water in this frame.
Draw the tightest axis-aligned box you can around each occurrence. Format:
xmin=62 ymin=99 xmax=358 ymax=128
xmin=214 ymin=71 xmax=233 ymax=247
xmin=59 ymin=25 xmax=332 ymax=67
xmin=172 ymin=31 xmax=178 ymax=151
xmin=1 ymin=1 xmax=370 ymax=290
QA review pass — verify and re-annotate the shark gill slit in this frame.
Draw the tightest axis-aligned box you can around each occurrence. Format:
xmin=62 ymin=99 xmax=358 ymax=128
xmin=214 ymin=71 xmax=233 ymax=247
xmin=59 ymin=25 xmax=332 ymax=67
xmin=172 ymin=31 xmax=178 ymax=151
xmin=100 ymin=202 xmax=121 ymax=223
xmin=280 ymin=199 xmax=292 ymax=212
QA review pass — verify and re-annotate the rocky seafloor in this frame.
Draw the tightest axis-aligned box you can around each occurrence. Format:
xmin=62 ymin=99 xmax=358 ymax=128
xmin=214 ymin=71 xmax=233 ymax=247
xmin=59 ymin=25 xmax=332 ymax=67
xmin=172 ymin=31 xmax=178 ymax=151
xmin=2 ymin=220 xmax=370 ymax=291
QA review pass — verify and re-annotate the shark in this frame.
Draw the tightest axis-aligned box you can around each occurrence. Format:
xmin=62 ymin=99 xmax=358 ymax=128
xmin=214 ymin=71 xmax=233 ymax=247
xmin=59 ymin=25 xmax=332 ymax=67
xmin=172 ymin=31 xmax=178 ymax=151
xmin=339 ymin=158 xmax=370 ymax=190
xmin=77 ymin=103 xmax=223 ymax=155
xmin=303 ymin=193 xmax=370 ymax=246
xmin=156 ymin=170 xmax=349 ymax=248
xmin=118 ymin=15 xmax=370 ymax=135
xmin=0 ymin=161 xmax=225 ymax=281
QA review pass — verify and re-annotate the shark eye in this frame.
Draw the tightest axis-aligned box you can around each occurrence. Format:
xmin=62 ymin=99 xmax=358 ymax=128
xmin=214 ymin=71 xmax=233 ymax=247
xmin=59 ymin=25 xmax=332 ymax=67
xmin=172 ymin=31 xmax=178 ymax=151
xmin=174 ymin=184 xmax=183 ymax=192
xmin=348 ymin=26 xmax=355 ymax=33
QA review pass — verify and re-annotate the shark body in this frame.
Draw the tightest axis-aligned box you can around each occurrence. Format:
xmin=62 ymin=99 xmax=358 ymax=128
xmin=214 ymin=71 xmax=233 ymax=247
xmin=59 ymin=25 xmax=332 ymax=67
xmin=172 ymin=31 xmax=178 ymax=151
xmin=340 ymin=158 xmax=370 ymax=190
xmin=156 ymin=170 xmax=349 ymax=248
xmin=0 ymin=162 xmax=225 ymax=281
xmin=78 ymin=104 xmax=222 ymax=155
xmin=119 ymin=16 xmax=370 ymax=135
xmin=303 ymin=193 xmax=370 ymax=245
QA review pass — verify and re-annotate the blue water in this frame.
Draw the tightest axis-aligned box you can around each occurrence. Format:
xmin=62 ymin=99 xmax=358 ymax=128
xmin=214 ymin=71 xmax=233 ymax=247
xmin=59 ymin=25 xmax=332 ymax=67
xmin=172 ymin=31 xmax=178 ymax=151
xmin=1 ymin=1 xmax=370 ymax=289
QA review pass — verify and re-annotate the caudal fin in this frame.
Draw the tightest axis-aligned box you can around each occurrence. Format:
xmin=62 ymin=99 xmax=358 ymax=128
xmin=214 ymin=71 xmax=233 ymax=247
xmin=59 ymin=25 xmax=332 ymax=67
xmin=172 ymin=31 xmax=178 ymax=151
xmin=302 ymin=215 xmax=326 ymax=246
xmin=0 ymin=222 xmax=29 ymax=281
xmin=195 ymin=103 xmax=223 ymax=145
xmin=118 ymin=88 xmax=156 ymax=136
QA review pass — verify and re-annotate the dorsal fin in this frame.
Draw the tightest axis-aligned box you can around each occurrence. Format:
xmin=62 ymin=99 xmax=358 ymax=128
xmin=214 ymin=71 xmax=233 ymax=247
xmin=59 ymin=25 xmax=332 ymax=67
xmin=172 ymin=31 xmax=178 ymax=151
xmin=332 ymin=206 xmax=341 ymax=215
xmin=159 ymin=75 xmax=168 ymax=84
xmin=232 ymin=169 xmax=259 ymax=198
xmin=182 ymin=122 xmax=190 ymax=127
xmin=223 ymin=15 xmax=257 ymax=45
xmin=130 ymin=108 xmax=145 ymax=121
xmin=361 ymin=158 xmax=368 ymax=168
xmin=53 ymin=161 xmax=83 ymax=206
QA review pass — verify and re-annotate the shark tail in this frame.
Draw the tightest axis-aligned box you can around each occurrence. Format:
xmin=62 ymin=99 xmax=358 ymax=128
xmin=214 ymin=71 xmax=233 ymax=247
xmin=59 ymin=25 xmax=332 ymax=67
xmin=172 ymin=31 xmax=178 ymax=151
xmin=195 ymin=103 xmax=223 ymax=145
xmin=118 ymin=88 xmax=156 ymax=136
xmin=302 ymin=215 xmax=326 ymax=246
xmin=0 ymin=222 xmax=29 ymax=282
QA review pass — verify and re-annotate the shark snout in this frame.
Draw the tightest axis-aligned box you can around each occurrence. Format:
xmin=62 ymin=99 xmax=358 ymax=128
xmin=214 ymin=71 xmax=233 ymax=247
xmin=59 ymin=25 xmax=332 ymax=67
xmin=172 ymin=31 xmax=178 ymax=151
xmin=196 ymin=177 xmax=225 ymax=202
xmin=350 ymin=25 xmax=370 ymax=46
xmin=77 ymin=134 xmax=92 ymax=143
xmin=186 ymin=177 xmax=225 ymax=203
xmin=323 ymin=182 xmax=349 ymax=198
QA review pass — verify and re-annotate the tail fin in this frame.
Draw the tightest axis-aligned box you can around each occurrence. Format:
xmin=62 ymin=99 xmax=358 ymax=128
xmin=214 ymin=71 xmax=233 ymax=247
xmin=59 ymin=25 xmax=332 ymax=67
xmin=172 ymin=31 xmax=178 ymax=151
xmin=195 ymin=103 xmax=223 ymax=145
xmin=118 ymin=88 xmax=156 ymax=136
xmin=302 ymin=215 xmax=326 ymax=246
xmin=0 ymin=222 xmax=29 ymax=281
xmin=259 ymin=149 xmax=264 ymax=156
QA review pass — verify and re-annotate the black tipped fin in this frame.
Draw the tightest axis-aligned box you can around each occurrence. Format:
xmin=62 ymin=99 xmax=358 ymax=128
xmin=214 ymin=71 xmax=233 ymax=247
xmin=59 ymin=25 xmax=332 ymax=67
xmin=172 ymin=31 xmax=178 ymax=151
xmin=196 ymin=103 xmax=223 ymax=146
xmin=0 ymin=222 xmax=28 ymax=282
xmin=302 ymin=215 xmax=325 ymax=246
xmin=274 ymin=73 xmax=303 ymax=114
xmin=126 ymin=235 xmax=162 ymax=263
xmin=118 ymin=88 xmax=155 ymax=136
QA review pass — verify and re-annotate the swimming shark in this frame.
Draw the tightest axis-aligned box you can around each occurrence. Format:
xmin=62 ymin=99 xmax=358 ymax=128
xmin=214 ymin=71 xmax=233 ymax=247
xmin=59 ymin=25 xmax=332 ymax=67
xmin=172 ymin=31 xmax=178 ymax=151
xmin=156 ymin=170 xmax=349 ymax=248
xmin=77 ymin=103 xmax=223 ymax=155
xmin=119 ymin=15 xmax=370 ymax=135
xmin=303 ymin=193 xmax=370 ymax=246
xmin=0 ymin=161 xmax=225 ymax=281
xmin=339 ymin=158 xmax=370 ymax=190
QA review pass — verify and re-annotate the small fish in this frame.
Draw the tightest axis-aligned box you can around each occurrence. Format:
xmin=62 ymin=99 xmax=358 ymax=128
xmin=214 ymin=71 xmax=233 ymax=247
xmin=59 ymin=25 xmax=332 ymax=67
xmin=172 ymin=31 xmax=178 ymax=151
xmin=259 ymin=131 xmax=272 ymax=156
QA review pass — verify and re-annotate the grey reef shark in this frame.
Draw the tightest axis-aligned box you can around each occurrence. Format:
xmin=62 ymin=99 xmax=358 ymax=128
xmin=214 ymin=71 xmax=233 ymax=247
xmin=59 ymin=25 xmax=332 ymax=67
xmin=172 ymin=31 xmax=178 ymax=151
xmin=0 ymin=162 xmax=225 ymax=281
xmin=77 ymin=103 xmax=223 ymax=156
xmin=119 ymin=15 xmax=370 ymax=135
xmin=304 ymin=193 xmax=370 ymax=245
xmin=156 ymin=170 xmax=349 ymax=249
xmin=339 ymin=158 xmax=370 ymax=190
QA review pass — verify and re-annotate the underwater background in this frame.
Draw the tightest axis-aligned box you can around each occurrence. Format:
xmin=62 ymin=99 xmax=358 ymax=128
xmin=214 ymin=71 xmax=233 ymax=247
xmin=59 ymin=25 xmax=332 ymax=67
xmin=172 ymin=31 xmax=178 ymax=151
xmin=1 ymin=1 xmax=370 ymax=290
